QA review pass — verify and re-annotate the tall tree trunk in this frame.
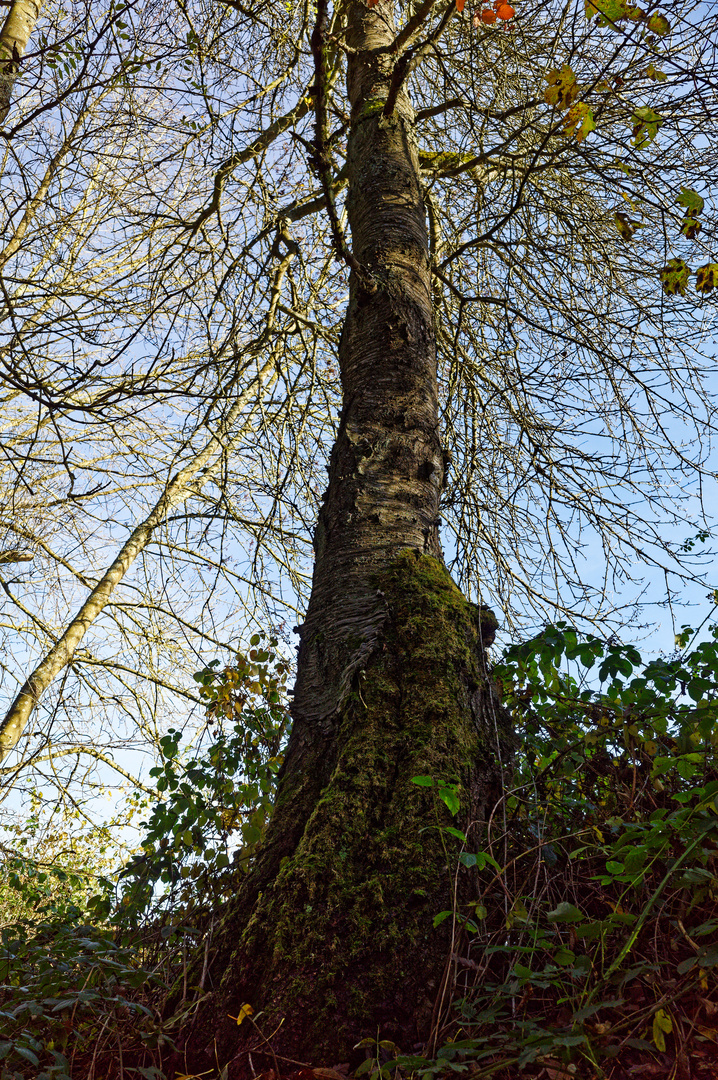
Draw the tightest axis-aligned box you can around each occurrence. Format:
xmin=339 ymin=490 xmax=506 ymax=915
xmin=183 ymin=3 xmax=513 ymax=1072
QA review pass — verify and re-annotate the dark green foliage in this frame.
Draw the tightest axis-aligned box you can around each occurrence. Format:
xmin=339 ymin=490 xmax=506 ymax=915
xmin=384 ymin=622 xmax=718 ymax=1078
xmin=0 ymin=638 xmax=291 ymax=1079
xmin=0 ymin=875 xmax=159 ymax=1080
xmin=117 ymin=636 xmax=290 ymax=924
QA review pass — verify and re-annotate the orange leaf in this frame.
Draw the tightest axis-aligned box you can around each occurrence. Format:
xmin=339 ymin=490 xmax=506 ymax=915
xmin=457 ymin=0 xmax=465 ymax=10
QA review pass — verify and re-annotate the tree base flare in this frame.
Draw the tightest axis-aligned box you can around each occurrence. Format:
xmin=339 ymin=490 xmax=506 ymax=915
xmin=181 ymin=552 xmax=513 ymax=1074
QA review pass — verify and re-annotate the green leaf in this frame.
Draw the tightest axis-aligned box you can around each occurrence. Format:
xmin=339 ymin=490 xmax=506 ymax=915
xmin=439 ymin=785 xmax=460 ymax=816
xmin=14 ymin=1047 xmax=40 ymax=1067
xmin=647 ymin=12 xmax=670 ymax=34
xmin=678 ymin=191 xmax=703 ymax=239
xmin=626 ymin=1037 xmax=655 ymax=1052
xmin=475 ymin=851 xmax=501 ymax=872
xmin=677 ymin=756 xmax=697 ymax=780
xmin=433 ymin=910 xmax=453 ymax=928
xmin=659 ymin=258 xmax=690 ymax=296
xmin=677 ymin=187 xmax=704 ymax=214
xmin=411 ymin=775 xmax=434 ymax=787
xmin=547 ymin=902 xmax=584 ymax=922
xmin=551 ymin=1034 xmax=589 ymax=1048
xmin=241 ymin=823 xmax=262 ymax=845
xmin=553 ymin=947 xmax=576 ymax=966
xmin=354 ymin=1059 xmax=375 ymax=1077
xmin=697 ymin=946 xmax=718 ymax=968
xmin=442 ymin=825 xmax=467 ymax=842
xmin=574 ymin=920 xmax=606 ymax=940
xmin=623 ymin=848 xmax=647 ymax=873
xmin=571 ymin=998 xmax=623 ymax=1023
xmin=51 ymin=999 xmax=80 ymax=1012
xmin=631 ymin=106 xmax=662 ymax=147
xmin=585 ymin=0 xmax=629 ymax=24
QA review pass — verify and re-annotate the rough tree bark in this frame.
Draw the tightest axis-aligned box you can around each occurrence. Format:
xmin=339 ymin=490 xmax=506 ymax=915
xmin=182 ymin=1 xmax=514 ymax=1072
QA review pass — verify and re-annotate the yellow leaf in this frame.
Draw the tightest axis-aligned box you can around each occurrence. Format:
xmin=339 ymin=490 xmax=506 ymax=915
xmin=652 ymin=1017 xmax=665 ymax=1052
xmin=647 ymin=12 xmax=670 ymax=34
xmin=544 ymin=66 xmax=580 ymax=110
xmin=563 ymin=101 xmax=596 ymax=142
xmin=238 ymin=1003 xmax=254 ymax=1025
xmin=656 ymin=1009 xmax=673 ymax=1033
xmin=696 ymin=263 xmax=718 ymax=294
xmin=652 ymin=1008 xmax=672 ymax=1051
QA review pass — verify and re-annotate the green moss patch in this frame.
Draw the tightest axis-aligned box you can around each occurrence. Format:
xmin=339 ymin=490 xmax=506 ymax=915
xmin=211 ymin=552 xmax=510 ymax=1062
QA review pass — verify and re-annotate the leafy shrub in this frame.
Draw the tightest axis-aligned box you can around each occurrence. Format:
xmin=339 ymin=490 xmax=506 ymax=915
xmin=394 ymin=623 xmax=718 ymax=1078
xmin=0 ymin=874 xmax=161 ymax=1080
xmin=4 ymin=623 xmax=718 ymax=1078
xmin=116 ymin=633 xmax=290 ymax=925
xmin=0 ymin=812 xmax=115 ymax=929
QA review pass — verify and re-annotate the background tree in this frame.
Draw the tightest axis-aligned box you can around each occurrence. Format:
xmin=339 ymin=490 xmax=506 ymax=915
xmin=0 ymin=0 xmax=327 ymax=836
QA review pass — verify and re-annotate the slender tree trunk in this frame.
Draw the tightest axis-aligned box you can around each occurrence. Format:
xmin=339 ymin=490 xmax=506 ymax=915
xmin=0 ymin=361 xmax=279 ymax=760
xmin=0 ymin=0 xmax=41 ymax=125
xmin=182 ymin=3 xmax=513 ymax=1072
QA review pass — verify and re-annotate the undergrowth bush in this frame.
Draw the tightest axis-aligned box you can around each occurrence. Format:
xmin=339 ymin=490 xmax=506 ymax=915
xmin=2 ymin=624 xmax=718 ymax=1078
xmin=0 ymin=636 xmax=290 ymax=1080
xmin=115 ymin=635 xmax=290 ymax=927
xmin=386 ymin=622 xmax=718 ymax=1080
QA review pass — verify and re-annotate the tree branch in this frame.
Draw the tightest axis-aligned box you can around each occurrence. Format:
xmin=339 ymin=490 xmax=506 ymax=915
xmin=0 ymin=238 xmax=299 ymax=761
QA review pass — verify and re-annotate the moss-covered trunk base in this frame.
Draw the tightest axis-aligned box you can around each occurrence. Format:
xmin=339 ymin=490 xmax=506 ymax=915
xmin=180 ymin=553 xmax=512 ymax=1076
